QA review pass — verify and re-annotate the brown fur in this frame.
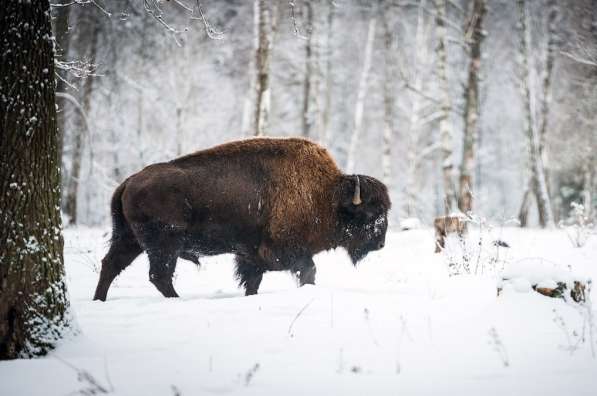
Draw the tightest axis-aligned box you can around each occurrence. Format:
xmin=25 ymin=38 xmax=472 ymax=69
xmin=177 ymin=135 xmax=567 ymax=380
xmin=94 ymin=137 xmax=391 ymax=300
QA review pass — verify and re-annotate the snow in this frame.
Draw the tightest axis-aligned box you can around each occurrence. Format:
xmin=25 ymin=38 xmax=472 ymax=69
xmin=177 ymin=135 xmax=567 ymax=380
xmin=1 ymin=227 xmax=596 ymax=395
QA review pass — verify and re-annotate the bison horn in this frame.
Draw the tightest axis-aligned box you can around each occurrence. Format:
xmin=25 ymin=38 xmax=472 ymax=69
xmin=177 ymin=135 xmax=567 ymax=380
xmin=352 ymin=176 xmax=362 ymax=205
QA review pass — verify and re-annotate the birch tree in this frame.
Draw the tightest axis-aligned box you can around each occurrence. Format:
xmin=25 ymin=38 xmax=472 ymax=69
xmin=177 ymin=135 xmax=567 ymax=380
xmin=434 ymin=0 xmax=456 ymax=213
xmin=458 ymin=0 xmax=486 ymax=214
xmin=252 ymin=0 xmax=277 ymax=137
xmin=402 ymin=0 xmax=429 ymax=218
xmin=346 ymin=4 xmax=377 ymax=174
xmin=301 ymin=0 xmax=317 ymax=138
xmin=0 ymin=0 xmax=72 ymax=359
xmin=518 ymin=0 xmax=558 ymax=227
xmin=516 ymin=0 xmax=554 ymax=227
xmin=382 ymin=0 xmax=397 ymax=188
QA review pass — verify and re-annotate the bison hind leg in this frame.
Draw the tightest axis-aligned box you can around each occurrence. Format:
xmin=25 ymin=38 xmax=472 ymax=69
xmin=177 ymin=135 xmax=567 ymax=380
xmin=235 ymin=255 xmax=264 ymax=296
xmin=138 ymin=223 xmax=185 ymax=298
xmin=94 ymin=235 xmax=142 ymax=301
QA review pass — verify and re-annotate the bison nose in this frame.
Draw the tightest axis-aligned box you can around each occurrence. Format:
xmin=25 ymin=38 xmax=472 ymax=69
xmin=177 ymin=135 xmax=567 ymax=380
xmin=377 ymin=241 xmax=385 ymax=249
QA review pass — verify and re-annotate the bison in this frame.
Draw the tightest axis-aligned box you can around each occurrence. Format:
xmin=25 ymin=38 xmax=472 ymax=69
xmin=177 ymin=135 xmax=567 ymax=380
xmin=94 ymin=137 xmax=391 ymax=300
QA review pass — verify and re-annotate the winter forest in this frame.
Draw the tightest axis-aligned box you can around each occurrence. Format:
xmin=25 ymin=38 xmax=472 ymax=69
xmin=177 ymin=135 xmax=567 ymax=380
xmin=56 ymin=0 xmax=595 ymax=227
xmin=1 ymin=0 xmax=597 ymax=395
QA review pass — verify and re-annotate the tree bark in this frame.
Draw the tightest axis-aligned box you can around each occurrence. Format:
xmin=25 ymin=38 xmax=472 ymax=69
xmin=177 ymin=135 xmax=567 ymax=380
xmin=459 ymin=0 xmax=486 ymax=214
xmin=301 ymin=0 xmax=315 ymax=138
xmin=0 ymin=0 xmax=72 ymax=359
xmin=253 ymin=0 xmax=277 ymax=137
xmin=520 ymin=0 xmax=558 ymax=227
xmin=402 ymin=0 xmax=428 ymax=218
xmin=435 ymin=0 xmax=456 ymax=214
xmin=346 ymin=5 xmax=377 ymax=174
xmin=516 ymin=0 xmax=555 ymax=227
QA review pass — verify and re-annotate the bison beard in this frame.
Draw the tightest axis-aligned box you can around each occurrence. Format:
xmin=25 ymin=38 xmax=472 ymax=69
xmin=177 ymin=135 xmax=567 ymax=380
xmin=93 ymin=138 xmax=391 ymax=300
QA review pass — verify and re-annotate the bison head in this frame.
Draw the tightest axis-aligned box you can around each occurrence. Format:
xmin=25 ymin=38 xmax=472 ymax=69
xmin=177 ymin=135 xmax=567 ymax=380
xmin=337 ymin=175 xmax=391 ymax=264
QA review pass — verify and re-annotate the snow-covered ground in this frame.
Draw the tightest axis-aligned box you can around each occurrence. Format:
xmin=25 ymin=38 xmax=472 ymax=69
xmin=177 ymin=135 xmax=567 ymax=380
xmin=1 ymin=226 xmax=597 ymax=395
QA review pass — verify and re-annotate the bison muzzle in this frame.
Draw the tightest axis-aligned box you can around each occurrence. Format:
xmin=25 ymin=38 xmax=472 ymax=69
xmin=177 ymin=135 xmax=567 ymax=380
xmin=93 ymin=138 xmax=391 ymax=300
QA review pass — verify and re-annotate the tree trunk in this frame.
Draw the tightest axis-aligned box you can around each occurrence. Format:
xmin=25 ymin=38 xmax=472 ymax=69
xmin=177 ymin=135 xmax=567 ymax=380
xmin=51 ymin=0 xmax=72 ymax=164
xmin=346 ymin=6 xmax=377 ymax=174
xmin=402 ymin=0 xmax=428 ymax=218
xmin=435 ymin=0 xmax=456 ymax=214
xmin=459 ymin=0 xmax=486 ymax=214
xmin=517 ymin=0 xmax=555 ymax=228
xmin=0 ymin=0 xmax=72 ymax=359
xmin=63 ymin=24 xmax=99 ymax=225
xmin=301 ymin=0 xmax=315 ymax=138
xmin=321 ymin=1 xmax=335 ymax=145
xmin=253 ymin=0 xmax=276 ymax=137
xmin=382 ymin=0 xmax=396 ymax=188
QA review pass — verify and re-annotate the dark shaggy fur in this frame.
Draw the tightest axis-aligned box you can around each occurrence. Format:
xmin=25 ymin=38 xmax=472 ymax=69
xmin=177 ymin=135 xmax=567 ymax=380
xmin=93 ymin=137 xmax=391 ymax=300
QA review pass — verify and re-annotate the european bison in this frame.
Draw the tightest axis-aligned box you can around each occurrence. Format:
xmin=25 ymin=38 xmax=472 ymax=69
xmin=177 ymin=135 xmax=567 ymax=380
xmin=94 ymin=138 xmax=391 ymax=300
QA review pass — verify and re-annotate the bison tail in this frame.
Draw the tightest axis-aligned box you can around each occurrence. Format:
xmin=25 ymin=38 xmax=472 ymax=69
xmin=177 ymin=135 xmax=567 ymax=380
xmin=109 ymin=181 xmax=133 ymax=244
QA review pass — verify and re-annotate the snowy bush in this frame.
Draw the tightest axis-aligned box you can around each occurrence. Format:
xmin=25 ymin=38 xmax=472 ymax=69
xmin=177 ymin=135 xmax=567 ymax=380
xmin=442 ymin=214 xmax=512 ymax=277
xmin=560 ymin=202 xmax=594 ymax=248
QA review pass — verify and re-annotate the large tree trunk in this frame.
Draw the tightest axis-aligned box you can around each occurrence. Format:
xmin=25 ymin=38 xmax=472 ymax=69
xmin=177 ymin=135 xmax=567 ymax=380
xmin=63 ymin=23 xmax=99 ymax=225
xmin=517 ymin=0 xmax=555 ymax=228
xmin=252 ymin=0 xmax=277 ymax=136
xmin=458 ymin=0 xmax=486 ymax=214
xmin=0 ymin=0 xmax=72 ymax=359
xmin=434 ymin=0 xmax=456 ymax=214
xmin=346 ymin=6 xmax=377 ymax=174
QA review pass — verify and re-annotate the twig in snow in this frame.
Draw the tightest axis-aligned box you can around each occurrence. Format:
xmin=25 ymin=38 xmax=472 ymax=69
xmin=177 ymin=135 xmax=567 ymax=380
xmin=363 ymin=307 xmax=380 ymax=347
xmin=288 ymin=298 xmax=315 ymax=336
xmin=55 ymin=355 xmax=114 ymax=395
xmin=488 ymin=327 xmax=509 ymax=367
xmin=244 ymin=363 xmax=260 ymax=386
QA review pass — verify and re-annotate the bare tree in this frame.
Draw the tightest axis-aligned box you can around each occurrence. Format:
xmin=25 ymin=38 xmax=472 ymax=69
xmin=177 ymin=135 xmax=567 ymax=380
xmin=402 ymin=0 xmax=430 ymax=218
xmin=346 ymin=3 xmax=377 ymax=174
xmin=516 ymin=0 xmax=555 ymax=227
xmin=52 ymin=0 xmax=72 ymax=162
xmin=320 ymin=1 xmax=335 ymax=145
xmin=458 ymin=0 xmax=486 ymax=214
xmin=63 ymin=18 xmax=100 ymax=225
xmin=252 ymin=0 xmax=277 ymax=136
xmin=0 ymin=0 xmax=72 ymax=359
xmin=434 ymin=0 xmax=456 ymax=214
xmin=301 ymin=0 xmax=317 ymax=138
xmin=382 ymin=0 xmax=397 ymax=188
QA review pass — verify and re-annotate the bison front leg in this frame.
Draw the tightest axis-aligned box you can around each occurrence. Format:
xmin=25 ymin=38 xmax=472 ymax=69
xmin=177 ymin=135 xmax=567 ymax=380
xmin=235 ymin=255 xmax=265 ymax=296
